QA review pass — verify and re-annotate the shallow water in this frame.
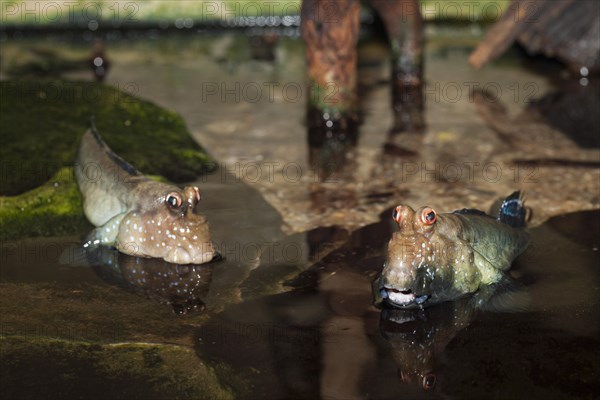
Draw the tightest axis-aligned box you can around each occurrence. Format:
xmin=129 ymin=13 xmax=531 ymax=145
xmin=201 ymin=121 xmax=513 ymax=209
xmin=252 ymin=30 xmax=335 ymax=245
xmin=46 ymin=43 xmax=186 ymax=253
xmin=195 ymin=209 xmax=599 ymax=399
xmin=2 ymin=202 xmax=598 ymax=398
xmin=1 ymin=26 xmax=599 ymax=399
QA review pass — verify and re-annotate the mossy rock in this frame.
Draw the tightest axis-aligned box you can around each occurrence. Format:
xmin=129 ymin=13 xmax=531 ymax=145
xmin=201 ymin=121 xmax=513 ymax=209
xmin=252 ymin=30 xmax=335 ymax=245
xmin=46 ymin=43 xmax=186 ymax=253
xmin=0 ymin=79 xmax=215 ymax=241
xmin=0 ymin=167 xmax=171 ymax=242
xmin=0 ymin=336 xmax=234 ymax=400
xmin=0 ymin=167 xmax=90 ymax=242
xmin=0 ymin=79 xmax=214 ymax=196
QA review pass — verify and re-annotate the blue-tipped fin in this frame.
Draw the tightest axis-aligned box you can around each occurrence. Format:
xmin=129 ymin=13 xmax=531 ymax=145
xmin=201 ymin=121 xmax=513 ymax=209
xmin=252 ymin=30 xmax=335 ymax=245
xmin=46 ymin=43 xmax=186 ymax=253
xmin=498 ymin=191 xmax=527 ymax=228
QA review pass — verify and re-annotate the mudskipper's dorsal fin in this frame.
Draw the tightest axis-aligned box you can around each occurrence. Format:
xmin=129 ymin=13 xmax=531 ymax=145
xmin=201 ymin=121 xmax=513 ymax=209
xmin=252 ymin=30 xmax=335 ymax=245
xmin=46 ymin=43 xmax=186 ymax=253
xmin=498 ymin=191 xmax=527 ymax=228
xmin=89 ymin=118 xmax=143 ymax=177
xmin=76 ymin=119 xmax=148 ymax=227
xmin=452 ymin=208 xmax=491 ymax=217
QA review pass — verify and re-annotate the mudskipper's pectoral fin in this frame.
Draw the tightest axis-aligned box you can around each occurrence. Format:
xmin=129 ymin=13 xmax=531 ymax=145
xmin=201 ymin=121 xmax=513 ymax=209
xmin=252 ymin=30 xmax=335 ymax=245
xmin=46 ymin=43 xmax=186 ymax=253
xmin=451 ymin=239 xmax=483 ymax=294
xmin=475 ymin=277 xmax=530 ymax=313
xmin=59 ymin=215 xmax=124 ymax=267
xmin=59 ymin=243 xmax=92 ymax=267
xmin=83 ymin=213 xmax=126 ymax=247
xmin=471 ymin=247 xmax=506 ymax=284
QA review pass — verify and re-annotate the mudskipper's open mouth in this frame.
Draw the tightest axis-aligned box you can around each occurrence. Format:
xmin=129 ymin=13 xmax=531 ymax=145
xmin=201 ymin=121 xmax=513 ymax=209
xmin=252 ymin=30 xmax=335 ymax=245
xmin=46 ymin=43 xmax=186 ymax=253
xmin=380 ymin=287 xmax=430 ymax=308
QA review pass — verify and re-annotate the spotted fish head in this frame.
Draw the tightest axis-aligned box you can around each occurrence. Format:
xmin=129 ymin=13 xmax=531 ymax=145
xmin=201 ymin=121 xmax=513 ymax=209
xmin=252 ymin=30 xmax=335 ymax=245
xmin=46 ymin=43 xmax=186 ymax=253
xmin=378 ymin=205 xmax=457 ymax=308
xmin=117 ymin=185 xmax=217 ymax=264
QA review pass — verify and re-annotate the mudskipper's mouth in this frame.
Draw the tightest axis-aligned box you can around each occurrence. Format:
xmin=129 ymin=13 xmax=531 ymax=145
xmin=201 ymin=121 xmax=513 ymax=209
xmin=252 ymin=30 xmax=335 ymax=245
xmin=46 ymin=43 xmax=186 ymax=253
xmin=167 ymin=247 xmax=218 ymax=265
xmin=380 ymin=287 xmax=430 ymax=308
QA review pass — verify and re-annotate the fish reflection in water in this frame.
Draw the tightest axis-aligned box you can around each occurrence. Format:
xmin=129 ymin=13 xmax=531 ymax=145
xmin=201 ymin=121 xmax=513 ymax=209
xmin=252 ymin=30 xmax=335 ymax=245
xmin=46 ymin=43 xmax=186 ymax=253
xmin=378 ymin=281 xmax=529 ymax=393
xmin=84 ymin=244 xmax=217 ymax=315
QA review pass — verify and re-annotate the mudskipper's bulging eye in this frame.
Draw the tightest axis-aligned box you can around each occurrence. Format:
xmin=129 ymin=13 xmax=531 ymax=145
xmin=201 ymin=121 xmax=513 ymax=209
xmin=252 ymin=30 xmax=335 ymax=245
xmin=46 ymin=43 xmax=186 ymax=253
xmin=421 ymin=208 xmax=436 ymax=225
xmin=393 ymin=206 xmax=402 ymax=223
xmin=166 ymin=193 xmax=182 ymax=209
xmin=422 ymin=373 xmax=436 ymax=390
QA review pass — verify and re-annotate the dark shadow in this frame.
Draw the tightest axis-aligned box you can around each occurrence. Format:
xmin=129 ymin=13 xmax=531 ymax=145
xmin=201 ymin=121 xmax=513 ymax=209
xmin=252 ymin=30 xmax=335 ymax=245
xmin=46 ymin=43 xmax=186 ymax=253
xmin=527 ymin=80 xmax=600 ymax=148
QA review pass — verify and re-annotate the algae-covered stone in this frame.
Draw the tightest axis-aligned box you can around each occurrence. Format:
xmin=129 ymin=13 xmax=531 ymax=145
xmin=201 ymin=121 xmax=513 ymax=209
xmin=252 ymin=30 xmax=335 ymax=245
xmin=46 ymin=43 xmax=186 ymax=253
xmin=0 ymin=270 xmax=235 ymax=398
xmin=0 ymin=167 xmax=90 ymax=242
xmin=0 ymin=337 xmax=233 ymax=400
xmin=0 ymin=167 xmax=171 ymax=241
xmin=0 ymin=79 xmax=214 ymax=196
xmin=0 ymin=79 xmax=215 ymax=240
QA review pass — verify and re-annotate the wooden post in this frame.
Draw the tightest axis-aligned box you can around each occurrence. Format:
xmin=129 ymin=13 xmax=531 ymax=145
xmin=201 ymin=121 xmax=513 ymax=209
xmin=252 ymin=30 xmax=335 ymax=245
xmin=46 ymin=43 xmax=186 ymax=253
xmin=301 ymin=0 xmax=361 ymax=115
xmin=301 ymin=0 xmax=361 ymax=181
xmin=370 ymin=0 xmax=424 ymax=134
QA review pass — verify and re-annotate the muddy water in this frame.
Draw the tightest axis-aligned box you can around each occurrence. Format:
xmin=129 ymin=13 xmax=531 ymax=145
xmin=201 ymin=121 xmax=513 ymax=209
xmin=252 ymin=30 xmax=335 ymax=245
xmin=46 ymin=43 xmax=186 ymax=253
xmin=0 ymin=172 xmax=309 ymax=399
xmin=193 ymin=209 xmax=599 ymax=400
xmin=2 ymin=198 xmax=598 ymax=399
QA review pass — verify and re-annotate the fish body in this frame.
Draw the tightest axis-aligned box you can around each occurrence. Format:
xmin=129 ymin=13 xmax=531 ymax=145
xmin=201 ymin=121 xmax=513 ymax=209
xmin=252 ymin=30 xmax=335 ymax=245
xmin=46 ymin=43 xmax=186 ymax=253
xmin=75 ymin=126 xmax=216 ymax=264
xmin=376 ymin=192 xmax=529 ymax=308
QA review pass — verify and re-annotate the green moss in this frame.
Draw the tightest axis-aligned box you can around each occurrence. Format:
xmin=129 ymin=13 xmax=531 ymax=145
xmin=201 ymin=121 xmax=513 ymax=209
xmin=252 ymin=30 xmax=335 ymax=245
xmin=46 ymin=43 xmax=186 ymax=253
xmin=0 ymin=336 xmax=234 ymax=400
xmin=0 ymin=79 xmax=214 ymax=196
xmin=0 ymin=79 xmax=214 ymax=240
xmin=0 ymin=168 xmax=176 ymax=242
xmin=0 ymin=168 xmax=91 ymax=242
